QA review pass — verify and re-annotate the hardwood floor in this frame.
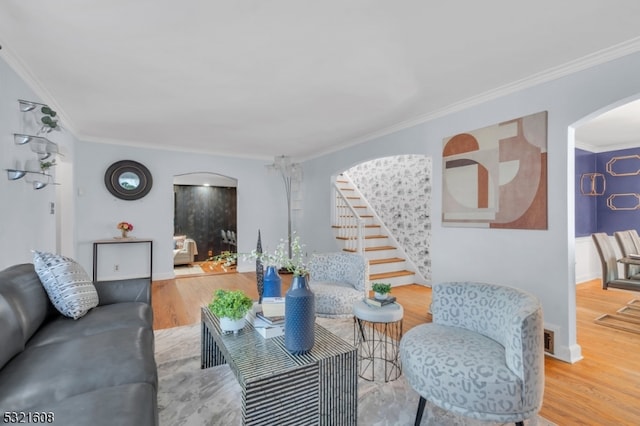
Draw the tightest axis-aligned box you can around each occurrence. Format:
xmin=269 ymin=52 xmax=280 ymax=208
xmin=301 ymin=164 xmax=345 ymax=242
xmin=152 ymin=274 xmax=640 ymax=425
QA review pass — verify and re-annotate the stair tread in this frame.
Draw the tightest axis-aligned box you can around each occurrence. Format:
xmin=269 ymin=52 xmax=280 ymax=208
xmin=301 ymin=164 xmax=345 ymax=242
xmin=332 ymin=224 xmax=380 ymax=228
xmin=369 ymin=257 xmax=405 ymax=265
xmin=366 ymin=245 xmax=395 ymax=251
xmin=370 ymin=270 xmax=415 ymax=280
xmin=335 ymin=234 xmax=387 ymax=241
xmin=344 ymin=245 xmax=395 ymax=252
xmin=335 ymin=182 xmax=418 ymax=283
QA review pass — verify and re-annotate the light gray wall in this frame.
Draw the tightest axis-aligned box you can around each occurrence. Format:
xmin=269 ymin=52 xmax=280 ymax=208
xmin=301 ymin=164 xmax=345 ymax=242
xmin=0 ymin=57 xmax=77 ymax=270
xmin=5 ymin=50 xmax=640 ymax=363
xmin=301 ymin=51 xmax=640 ymax=363
xmin=0 ymin=54 xmax=288 ymax=280
xmin=74 ymin=141 xmax=287 ymax=280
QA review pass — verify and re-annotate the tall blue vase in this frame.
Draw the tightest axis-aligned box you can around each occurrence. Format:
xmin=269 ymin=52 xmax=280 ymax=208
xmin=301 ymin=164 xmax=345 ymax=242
xmin=284 ymin=275 xmax=315 ymax=354
xmin=262 ymin=266 xmax=282 ymax=298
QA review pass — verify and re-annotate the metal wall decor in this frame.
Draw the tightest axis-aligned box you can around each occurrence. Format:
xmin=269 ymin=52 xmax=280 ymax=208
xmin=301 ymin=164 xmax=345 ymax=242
xmin=602 ymin=155 xmax=640 ymax=211
xmin=606 ymin=154 xmax=640 ymax=176
xmin=104 ymin=160 xmax=153 ymax=200
xmin=579 ymin=172 xmax=606 ymax=196
xmin=606 ymin=193 xmax=640 ymax=211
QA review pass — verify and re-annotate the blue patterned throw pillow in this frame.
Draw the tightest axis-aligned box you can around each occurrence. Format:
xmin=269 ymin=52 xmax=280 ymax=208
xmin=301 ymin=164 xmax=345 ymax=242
xmin=33 ymin=251 xmax=99 ymax=319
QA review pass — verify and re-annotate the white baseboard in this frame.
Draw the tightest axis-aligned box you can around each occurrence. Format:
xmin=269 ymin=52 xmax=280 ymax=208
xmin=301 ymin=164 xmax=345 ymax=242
xmin=548 ymin=343 xmax=583 ymax=364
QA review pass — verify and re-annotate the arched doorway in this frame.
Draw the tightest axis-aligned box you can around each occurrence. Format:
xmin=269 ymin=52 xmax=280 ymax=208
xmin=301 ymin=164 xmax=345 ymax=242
xmin=337 ymin=154 xmax=431 ymax=286
xmin=573 ymin=96 xmax=640 ymax=285
xmin=173 ymin=172 xmax=238 ymax=275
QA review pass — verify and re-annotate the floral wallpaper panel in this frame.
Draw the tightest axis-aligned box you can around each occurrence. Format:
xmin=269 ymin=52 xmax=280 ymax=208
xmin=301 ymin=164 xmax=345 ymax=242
xmin=345 ymin=155 xmax=431 ymax=281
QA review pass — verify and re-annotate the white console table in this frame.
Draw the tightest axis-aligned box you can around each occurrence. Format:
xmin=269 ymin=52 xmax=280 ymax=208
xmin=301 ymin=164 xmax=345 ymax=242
xmin=92 ymin=238 xmax=153 ymax=282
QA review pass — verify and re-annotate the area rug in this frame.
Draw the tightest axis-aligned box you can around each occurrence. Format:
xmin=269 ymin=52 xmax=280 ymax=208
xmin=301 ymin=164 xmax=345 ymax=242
xmin=173 ymin=265 xmax=204 ymax=277
xmin=155 ymin=318 xmax=554 ymax=426
xmin=198 ymin=261 xmax=236 ymax=274
xmin=174 ymin=262 xmax=236 ymax=277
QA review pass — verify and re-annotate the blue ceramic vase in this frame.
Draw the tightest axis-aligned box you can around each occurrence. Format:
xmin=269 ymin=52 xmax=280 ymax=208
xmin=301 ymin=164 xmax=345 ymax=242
xmin=284 ymin=275 xmax=315 ymax=354
xmin=262 ymin=265 xmax=282 ymax=298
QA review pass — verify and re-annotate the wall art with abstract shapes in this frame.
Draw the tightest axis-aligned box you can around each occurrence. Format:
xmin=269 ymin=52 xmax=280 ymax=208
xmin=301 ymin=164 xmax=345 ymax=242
xmin=442 ymin=111 xmax=548 ymax=229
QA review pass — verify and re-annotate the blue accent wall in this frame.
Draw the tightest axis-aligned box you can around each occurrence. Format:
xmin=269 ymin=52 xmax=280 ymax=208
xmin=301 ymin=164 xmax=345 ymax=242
xmin=576 ymin=147 xmax=640 ymax=237
xmin=575 ymin=148 xmax=597 ymax=237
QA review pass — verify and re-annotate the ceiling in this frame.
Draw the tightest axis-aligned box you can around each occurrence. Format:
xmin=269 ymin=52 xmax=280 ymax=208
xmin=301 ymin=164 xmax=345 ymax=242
xmin=1 ymin=1 xmax=640 ymax=160
xmin=575 ymin=99 xmax=640 ymax=152
xmin=174 ymin=172 xmax=237 ymax=187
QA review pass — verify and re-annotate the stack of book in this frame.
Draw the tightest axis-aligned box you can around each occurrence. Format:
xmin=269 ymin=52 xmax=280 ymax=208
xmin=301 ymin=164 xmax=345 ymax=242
xmin=364 ymin=296 xmax=397 ymax=307
xmin=256 ymin=312 xmax=284 ymax=325
xmin=261 ymin=297 xmax=285 ymax=316
xmin=246 ymin=303 xmax=284 ymax=338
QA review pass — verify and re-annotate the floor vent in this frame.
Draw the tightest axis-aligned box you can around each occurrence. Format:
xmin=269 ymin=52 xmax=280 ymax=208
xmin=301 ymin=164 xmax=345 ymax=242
xmin=544 ymin=329 xmax=555 ymax=354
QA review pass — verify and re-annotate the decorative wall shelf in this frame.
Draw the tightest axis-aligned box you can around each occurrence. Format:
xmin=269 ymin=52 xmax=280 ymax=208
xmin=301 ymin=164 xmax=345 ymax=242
xmin=13 ymin=133 xmax=59 ymax=159
xmin=14 ymin=133 xmax=48 ymax=146
xmin=29 ymin=138 xmax=58 ymax=160
xmin=6 ymin=169 xmax=27 ymax=180
xmin=18 ymin=99 xmax=48 ymax=112
xmin=6 ymin=99 xmax=61 ymax=190
xmin=6 ymin=169 xmax=51 ymax=179
xmin=5 ymin=169 xmax=55 ymax=189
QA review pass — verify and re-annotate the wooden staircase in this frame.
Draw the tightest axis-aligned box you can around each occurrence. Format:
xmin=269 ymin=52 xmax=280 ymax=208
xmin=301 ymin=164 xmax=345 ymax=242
xmin=332 ymin=176 xmax=418 ymax=287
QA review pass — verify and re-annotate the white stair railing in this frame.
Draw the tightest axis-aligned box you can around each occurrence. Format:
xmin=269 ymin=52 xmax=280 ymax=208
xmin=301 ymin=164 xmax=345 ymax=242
xmin=332 ymin=182 xmax=364 ymax=254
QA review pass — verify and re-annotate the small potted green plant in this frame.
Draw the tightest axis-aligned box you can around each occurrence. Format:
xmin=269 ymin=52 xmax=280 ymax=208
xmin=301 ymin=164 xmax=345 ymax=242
xmin=40 ymin=159 xmax=56 ymax=172
xmin=372 ymin=283 xmax=392 ymax=300
xmin=208 ymin=289 xmax=253 ymax=333
xmin=39 ymin=106 xmax=59 ymax=133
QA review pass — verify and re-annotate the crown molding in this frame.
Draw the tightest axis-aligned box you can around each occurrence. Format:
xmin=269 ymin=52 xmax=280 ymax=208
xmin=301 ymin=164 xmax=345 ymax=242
xmin=0 ymin=41 xmax=79 ymax=137
xmin=4 ymin=33 xmax=640 ymax=161
xmin=330 ymin=37 xmax=640 ymax=157
xmin=575 ymin=138 xmax=640 ymax=153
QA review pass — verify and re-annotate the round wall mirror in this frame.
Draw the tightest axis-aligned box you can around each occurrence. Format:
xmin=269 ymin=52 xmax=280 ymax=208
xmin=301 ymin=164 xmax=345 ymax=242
xmin=104 ymin=160 xmax=153 ymax=200
xmin=119 ymin=172 xmax=140 ymax=190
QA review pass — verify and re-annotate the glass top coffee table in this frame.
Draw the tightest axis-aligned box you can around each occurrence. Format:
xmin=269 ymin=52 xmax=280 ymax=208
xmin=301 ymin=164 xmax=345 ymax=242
xmin=201 ymin=307 xmax=357 ymax=426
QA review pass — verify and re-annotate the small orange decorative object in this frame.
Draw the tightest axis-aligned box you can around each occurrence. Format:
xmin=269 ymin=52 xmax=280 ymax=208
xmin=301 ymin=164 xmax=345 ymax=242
xmin=117 ymin=222 xmax=134 ymax=238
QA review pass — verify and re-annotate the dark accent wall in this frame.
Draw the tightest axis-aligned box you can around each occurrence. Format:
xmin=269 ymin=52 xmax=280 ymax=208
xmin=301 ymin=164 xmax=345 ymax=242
xmin=174 ymin=185 xmax=237 ymax=261
xmin=576 ymin=147 xmax=640 ymax=237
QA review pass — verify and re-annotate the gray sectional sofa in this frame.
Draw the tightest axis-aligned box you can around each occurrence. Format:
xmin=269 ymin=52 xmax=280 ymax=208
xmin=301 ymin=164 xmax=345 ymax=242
xmin=0 ymin=263 xmax=157 ymax=425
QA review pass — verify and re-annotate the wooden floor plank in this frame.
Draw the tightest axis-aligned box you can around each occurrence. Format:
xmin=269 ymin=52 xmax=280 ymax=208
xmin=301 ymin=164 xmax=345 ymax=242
xmin=151 ymin=274 xmax=640 ymax=425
